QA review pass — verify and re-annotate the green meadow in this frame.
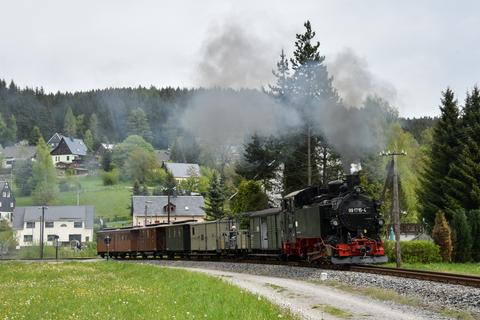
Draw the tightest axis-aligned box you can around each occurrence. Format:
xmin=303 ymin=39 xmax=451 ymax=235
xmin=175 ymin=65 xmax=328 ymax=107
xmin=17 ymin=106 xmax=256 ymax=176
xmin=15 ymin=175 xmax=132 ymax=224
xmin=0 ymin=261 xmax=297 ymax=320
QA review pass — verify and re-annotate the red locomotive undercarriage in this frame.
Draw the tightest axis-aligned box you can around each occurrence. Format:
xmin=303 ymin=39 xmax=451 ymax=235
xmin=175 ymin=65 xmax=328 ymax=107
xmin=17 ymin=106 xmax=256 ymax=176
xmin=282 ymin=236 xmax=386 ymax=264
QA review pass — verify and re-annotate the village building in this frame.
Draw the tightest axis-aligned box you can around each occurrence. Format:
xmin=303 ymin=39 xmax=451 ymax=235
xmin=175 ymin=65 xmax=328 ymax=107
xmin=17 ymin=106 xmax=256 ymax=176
xmin=132 ymin=195 xmax=205 ymax=226
xmin=47 ymin=132 xmax=64 ymax=150
xmin=50 ymin=136 xmax=88 ymax=175
xmin=0 ymin=143 xmax=36 ymax=171
xmin=162 ymin=162 xmax=200 ymax=182
xmin=0 ymin=181 xmax=15 ymax=222
xmin=12 ymin=206 xmax=94 ymax=247
xmin=96 ymin=143 xmax=114 ymax=158
xmin=155 ymin=149 xmax=170 ymax=163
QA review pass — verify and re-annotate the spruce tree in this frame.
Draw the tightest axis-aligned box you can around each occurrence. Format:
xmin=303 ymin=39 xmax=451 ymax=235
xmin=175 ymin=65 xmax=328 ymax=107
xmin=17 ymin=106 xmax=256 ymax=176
xmin=268 ymin=49 xmax=290 ymax=100
xmin=132 ymin=180 xmax=141 ymax=196
xmin=445 ymin=87 xmax=480 ymax=211
xmin=450 ymin=209 xmax=472 ymax=262
xmin=205 ymin=172 xmax=225 ymax=220
xmin=418 ymin=89 xmax=461 ymax=228
xmin=467 ymin=210 xmax=480 ymax=261
xmin=29 ymin=126 xmax=42 ymax=145
xmin=431 ymin=211 xmax=453 ymax=262
xmin=64 ymin=107 xmax=77 ymax=137
xmin=84 ymin=129 xmax=94 ymax=152
xmin=126 ymin=108 xmax=152 ymax=142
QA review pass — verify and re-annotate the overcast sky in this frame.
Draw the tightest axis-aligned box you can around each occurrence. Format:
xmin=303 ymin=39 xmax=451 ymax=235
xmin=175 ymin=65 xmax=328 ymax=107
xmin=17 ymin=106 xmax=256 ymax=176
xmin=1 ymin=1 xmax=479 ymax=117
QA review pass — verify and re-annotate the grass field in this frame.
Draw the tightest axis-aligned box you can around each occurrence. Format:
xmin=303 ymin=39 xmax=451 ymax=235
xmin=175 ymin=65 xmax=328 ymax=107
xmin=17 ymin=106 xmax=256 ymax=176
xmin=0 ymin=261 xmax=297 ymax=320
xmin=384 ymin=262 xmax=480 ymax=276
xmin=15 ymin=176 xmax=132 ymax=223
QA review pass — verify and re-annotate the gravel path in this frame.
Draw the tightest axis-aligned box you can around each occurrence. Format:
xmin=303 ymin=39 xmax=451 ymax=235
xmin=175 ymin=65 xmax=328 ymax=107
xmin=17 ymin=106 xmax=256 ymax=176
xmin=181 ymin=267 xmax=444 ymax=320
xmin=134 ymin=260 xmax=480 ymax=320
xmin=134 ymin=260 xmax=480 ymax=319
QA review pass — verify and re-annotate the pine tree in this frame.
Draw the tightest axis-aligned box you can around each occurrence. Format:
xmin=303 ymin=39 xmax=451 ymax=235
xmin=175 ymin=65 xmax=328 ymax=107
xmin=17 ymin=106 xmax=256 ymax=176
xmin=281 ymin=21 xmax=341 ymax=191
xmin=84 ymin=129 xmax=94 ymax=152
xmin=76 ymin=114 xmax=86 ymax=138
xmin=205 ymin=172 xmax=225 ymax=220
xmin=64 ymin=107 xmax=77 ymax=137
xmin=126 ymin=108 xmax=152 ymax=142
xmin=31 ymin=137 xmax=57 ymax=205
xmin=450 ymin=209 xmax=472 ymax=262
xmin=29 ymin=126 xmax=42 ymax=145
xmin=236 ymin=134 xmax=280 ymax=192
xmin=268 ymin=49 xmax=290 ymax=100
xmin=132 ymin=180 xmax=141 ymax=195
xmin=5 ymin=115 xmax=17 ymax=146
xmin=89 ymin=113 xmax=100 ymax=145
xmin=444 ymin=87 xmax=480 ymax=211
xmin=467 ymin=210 xmax=480 ymax=261
xmin=431 ymin=211 xmax=453 ymax=262
xmin=418 ymin=89 xmax=461 ymax=228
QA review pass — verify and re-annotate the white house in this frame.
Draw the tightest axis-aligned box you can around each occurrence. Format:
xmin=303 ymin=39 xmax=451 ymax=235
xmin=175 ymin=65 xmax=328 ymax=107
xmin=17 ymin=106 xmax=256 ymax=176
xmin=12 ymin=206 xmax=94 ymax=247
xmin=132 ymin=195 xmax=205 ymax=226
xmin=50 ymin=136 xmax=87 ymax=166
xmin=0 ymin=181 xmax=15 ymax=222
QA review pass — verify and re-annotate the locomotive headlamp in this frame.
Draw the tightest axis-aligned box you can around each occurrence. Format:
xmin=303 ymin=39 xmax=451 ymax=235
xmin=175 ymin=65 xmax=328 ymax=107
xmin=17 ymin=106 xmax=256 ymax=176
xmin=330 ymin=218 xmax=339 ymax=227
xmin=378 ymin=218 xmax=385 ymax=226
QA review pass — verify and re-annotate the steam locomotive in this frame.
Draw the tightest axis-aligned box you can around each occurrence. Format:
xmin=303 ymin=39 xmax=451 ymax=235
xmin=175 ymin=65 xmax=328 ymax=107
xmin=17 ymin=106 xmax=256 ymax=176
xmin=97 ymin=174 xmax=387 ymax=264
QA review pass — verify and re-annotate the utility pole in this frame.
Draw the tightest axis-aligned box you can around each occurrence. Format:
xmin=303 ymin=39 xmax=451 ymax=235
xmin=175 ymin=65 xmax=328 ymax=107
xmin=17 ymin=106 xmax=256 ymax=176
xmin=144 ymin=200 xmax=152 ymax=226
xmin=381 ymin=150 xmax=406 ymax=268
xmin=39 ymin=206 xmax=48 ymax=260
xmin=307 ymin=125 xmax=312 ymax=186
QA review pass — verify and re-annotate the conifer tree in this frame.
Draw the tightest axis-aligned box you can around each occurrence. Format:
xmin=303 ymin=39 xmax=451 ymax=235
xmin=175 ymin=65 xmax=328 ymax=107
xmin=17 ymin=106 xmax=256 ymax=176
xmin=450 ymin=210 xmax=472 ymax=262
xmin=205 ymin=172 xmax=225 ymax=220
xmin=126 ymin=108 xmax=152 ymax=142
xmin=132 ymin=180 xmax=141 ymax=196
xmin=29 ymin=126 xmax=42 ymax=145
xmin=418 ymin=89 xmax=461 ymax=228
xmin=467 ymin=210 xmax=480 ymax=261
xmin=269 ymin=49 xmax=290 ymax=100
xmin=64 ymin=107 xmax=77 ymax=137
xmin=84 ymin=129 xmax=94 ymax=152
xmin=445 ymin=87 xmax=480 ymax=211
xmin=431 ymin=211 xmax=453 ymax=262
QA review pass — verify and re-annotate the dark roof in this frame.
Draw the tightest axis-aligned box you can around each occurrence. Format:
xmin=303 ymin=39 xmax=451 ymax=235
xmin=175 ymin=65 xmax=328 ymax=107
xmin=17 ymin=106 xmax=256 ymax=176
xmin=163 ymin=162 xmax=200 ymax=178
xmin=0 ymin=145 xmax=36 ymax=159
xmin=12 ymin=206 xmax=94 ymax=229
xmin=247 ymin=208 xmax=281 ymax=217
xmin=155 ymin=150 xmax=170 ymax=162
xmin=132 ymin=196 xmax=205 ymax=217
xmin=63 ymin=137 xmax=87 ymax=156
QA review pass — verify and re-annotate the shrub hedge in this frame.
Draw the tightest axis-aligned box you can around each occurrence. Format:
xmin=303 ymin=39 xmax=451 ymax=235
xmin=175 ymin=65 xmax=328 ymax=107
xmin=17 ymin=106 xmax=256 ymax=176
xmin=384 ymin=240 xmax=442 ymax=264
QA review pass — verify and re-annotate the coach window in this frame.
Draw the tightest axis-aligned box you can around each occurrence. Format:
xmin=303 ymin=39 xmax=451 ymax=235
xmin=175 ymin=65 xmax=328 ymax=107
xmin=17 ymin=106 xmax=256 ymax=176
xmin=192 ymin=227 xmax=195 ymax=235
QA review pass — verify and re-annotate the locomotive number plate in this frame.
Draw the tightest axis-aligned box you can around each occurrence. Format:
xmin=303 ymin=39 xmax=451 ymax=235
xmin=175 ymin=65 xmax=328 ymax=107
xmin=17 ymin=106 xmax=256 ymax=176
xmin=348 ymin=207 xmax=368 ymax=213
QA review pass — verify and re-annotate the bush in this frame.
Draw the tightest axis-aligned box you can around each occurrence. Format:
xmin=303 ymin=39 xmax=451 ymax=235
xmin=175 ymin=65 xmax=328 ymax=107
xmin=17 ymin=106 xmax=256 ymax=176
xmin=384 ymin=240 xmax=442 ymax=264
xmin=101 ymin=169 xmax=119 ymax=186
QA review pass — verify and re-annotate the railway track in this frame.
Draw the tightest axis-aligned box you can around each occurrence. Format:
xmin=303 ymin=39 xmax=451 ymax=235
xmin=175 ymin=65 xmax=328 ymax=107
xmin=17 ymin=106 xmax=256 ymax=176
xmin=350 ymin=264 xmax=480 ymax=288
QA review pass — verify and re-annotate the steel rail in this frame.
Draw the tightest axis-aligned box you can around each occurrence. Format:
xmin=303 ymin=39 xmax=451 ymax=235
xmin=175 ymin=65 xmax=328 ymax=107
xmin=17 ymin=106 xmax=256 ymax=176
xmin=350 ymin=265 xmax=480 ymax=288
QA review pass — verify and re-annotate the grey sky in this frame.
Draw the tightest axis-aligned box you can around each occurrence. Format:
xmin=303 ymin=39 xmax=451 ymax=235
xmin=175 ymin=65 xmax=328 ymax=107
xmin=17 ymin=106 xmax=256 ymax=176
xmin=0 ymin=1 xmax=478 ymax=117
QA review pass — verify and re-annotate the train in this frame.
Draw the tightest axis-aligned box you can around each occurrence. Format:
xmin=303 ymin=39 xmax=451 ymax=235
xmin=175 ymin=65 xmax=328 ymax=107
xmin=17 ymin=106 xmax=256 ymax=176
xmin=97 ymin=173 xmax=388 ymax=264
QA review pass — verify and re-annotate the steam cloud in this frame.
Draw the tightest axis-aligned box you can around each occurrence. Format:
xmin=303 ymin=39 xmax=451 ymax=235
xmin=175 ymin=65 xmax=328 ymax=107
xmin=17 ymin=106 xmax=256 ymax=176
xmin=196 ymin=21 xmax=274 ymax=89
xmin=181 ymin=89 xmax=299 ymax=147
xmin=327 ymin=48 xmax=397 ymax=107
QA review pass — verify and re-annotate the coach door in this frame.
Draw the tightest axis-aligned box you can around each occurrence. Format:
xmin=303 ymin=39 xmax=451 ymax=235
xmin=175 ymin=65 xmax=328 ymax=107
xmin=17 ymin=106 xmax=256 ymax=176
xmin=261 ymin=218 xmax=268 ymax=249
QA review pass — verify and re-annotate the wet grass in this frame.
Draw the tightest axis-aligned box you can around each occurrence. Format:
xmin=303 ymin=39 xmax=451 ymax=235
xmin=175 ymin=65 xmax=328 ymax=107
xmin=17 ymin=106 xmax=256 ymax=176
xmin=0 ymin=261 xmax=297 ymax=320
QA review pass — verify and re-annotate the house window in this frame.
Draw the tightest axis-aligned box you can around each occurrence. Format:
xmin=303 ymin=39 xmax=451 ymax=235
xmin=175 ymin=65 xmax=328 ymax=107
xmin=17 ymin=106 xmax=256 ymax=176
xmin=6 ymin=192 xmax=10 ymax=198
xmin=10 ymin=203 xmax=13 ymax=208
xmin=2 ymin=192 xmax=5 ymax=197
xmin=66 ymin=156 xmax=70 ymax=161
xmin=0 ymin=202 xmax=2 ymax=208
xmin=45 ymin=221 xmax=54 ymax=228
xmin=74 ymin=221 xmax=82 ymax=228
xmin=47 ymin=235 xmax=57 ymax=241
xmin=69 ymin=234 xmax=81 ymax=242
xmin=26 ymin=222 xmax=35 ymax=228
xmin=86 ymin=236 xmax=90 ymax=242
xmin=60 ymin=224 xmax=67 ymax=227
xmin=24 ymin=235 xmax=33 ymax=242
